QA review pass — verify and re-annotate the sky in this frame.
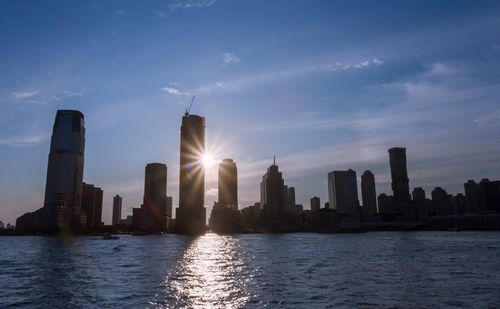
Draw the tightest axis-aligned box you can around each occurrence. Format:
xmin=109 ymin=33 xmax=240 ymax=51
xmin=1 ymin=0 xmax=500 ymax=225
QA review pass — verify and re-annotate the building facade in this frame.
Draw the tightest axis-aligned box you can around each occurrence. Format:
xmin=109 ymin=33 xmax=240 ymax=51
xmin=218 ymin=159 xmax=238 ymax=210
xmin=176 ymin=113 xmax=206 ymax=234
xmin=112 ymin=195 xmax=122 ymax=226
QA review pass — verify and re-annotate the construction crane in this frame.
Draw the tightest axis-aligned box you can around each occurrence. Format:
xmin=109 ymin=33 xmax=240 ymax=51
xmin=185 ymin=95 xmax=196 ymax=115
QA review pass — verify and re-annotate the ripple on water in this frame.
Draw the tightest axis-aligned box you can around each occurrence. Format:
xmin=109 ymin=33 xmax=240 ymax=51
xmin=0 ymin=232 xmax=499 ymax=308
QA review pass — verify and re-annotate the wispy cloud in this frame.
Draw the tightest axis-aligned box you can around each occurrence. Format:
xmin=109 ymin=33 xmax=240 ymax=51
xmin=154 ymin=10 xmax=167 ymax=18
xmin=0 ymin=132 xmax=50 ymax=147
xmin=194 ymin=57 xmax=385 ymax=94
xmin=52 ymin=90 xmax=84 ymax=101
xmin=161 ymin=86 xmax=191 ymax=96
xmin=11 ymin=91 xmax=39 ymax=99
xmin=222 ymin=52 xmax=240 ymax=66
xmin=168 ymin=0 xmax=215 ymax=10
xmin=205 ymin=187 xmax=218 ymax=196
xmin=115 ymin=10 xmax=126 ymax=15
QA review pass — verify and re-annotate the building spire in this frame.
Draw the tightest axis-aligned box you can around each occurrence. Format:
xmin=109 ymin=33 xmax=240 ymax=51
xmin=273 ymin=156 xmax=276 ymax=165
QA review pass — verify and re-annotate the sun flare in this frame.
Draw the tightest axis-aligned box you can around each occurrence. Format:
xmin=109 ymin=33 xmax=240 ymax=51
xmin=201 ymin=153 xmax=218 ymax=168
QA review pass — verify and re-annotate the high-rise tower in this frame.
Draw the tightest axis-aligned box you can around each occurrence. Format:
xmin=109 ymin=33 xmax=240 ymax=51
xmin=132 ymin=163 xmax=168 ymax=232
xmin=361 ymin=170 xmax=377 ymax=215
xmin=260 ymin=160 xmax=286 ymax=230
xmin=16 ymin=110 xmax=85 ymax=232
xmin=176 ymin=112 xmax=206 ymax=234
xmin=218 ymin=159 xmax=238 ymax=210
xmin=388 ymin=147 xmax=411 ymax=205
xmin=112 ymin=195 xmax=123 ymax=226
xmin=43 ymin=110 xmax=86 ymax=230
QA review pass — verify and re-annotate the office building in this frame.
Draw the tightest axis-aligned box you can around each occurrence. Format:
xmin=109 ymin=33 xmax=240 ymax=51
xmin=328 ymin=169 xmax=359 ymax=221
xmin=388 ymin=147 xmax=411 ymax=206
xmin=112 ymin=195 xmax=122 ymax=226
xmin=132 ymin=163 xmax=168 ymax=232
xmin=176 ymin=112 xmax=206 ymax=234
xmin=260 ymin=159 xmax=286 ymax=230
xmin=218 ymin=159 xmax=238 ymax=210
xmin=16 ymin=110 xmax=86 ymax=231
xmin=361 ymin=170 xmax=377 ymax=215
xmin=81 ymin=183 xmax=103 ymax=228
xmin=310 ymin=196 xmax=320 ymax=211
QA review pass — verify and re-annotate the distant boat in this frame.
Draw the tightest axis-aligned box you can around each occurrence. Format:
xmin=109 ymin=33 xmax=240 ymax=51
xmin=101 ymin=233 xmax=119 ymax=240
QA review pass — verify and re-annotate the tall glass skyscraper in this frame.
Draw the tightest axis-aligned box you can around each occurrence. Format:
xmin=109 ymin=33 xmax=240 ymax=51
xmin=175 ymin=112 xmax=206 ymax=234
xmin=43 ymin=110 xmax=86 ymax=230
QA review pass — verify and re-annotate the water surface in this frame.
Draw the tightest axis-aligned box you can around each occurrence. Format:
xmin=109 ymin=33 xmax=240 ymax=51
xmin=1 ymin=232 xmax=499 ymax=308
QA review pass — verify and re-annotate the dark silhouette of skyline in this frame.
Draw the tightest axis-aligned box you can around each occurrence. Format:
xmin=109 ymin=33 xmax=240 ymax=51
xmin=10 ymin=109 xmax=500 ymax=234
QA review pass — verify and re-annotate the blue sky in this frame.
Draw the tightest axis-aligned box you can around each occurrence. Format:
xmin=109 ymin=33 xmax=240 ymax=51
xmin=1 ymin=0 xmax=500 ymax=225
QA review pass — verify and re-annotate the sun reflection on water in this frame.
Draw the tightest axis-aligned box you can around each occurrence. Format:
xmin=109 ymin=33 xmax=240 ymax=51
xmin=155 ymin=233 xmax=250 ymax=308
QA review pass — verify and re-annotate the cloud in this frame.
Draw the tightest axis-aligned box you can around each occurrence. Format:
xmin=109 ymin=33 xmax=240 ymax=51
xmin=155 ymin=10 xmax=167 ymax=18
xmin=115 ymin=10 xmax=126 ymax=15
xmin=195 ymin=57 xmax=385 ymax=94
xmin=222 ymin=52 xmax=240 ymax=65
xmin=205 ymin=188 xmax=218 ymax=196
xmin=160 ymin=87 xmax=191 ymax=96
xmin=474 ymin=111 xmax=500 ymax=128
xmin=11 ymin=91 xmax=39 ymax=99
xmin=52 ymin=90 xmax=84 ymax=101
xmin=168 ymin=0 xmax=215 ymax=10
xmin=0 ymin=132 xmax=50 ymax=147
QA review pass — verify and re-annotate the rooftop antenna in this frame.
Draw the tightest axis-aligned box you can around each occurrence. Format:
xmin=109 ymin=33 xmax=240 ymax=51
xmin=186 ymin=95 xmax=196 ymax=115
xmin=273 ymin=156 xmax=276 ymax=165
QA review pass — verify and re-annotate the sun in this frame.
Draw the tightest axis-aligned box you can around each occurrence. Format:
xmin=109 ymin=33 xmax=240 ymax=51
xmin=201 ymin=152 xmax=218 ymax=168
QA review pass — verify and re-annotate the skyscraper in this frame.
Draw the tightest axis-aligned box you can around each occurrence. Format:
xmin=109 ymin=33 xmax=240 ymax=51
xmin=43 ymin=110 xmax=86 ymax=230
xmin=218 ymin=159 xmax=238 ymax=210
xmin=81 ymin=183 xmax=103 ymax=228
xmin=388 ymin=147 xmax=411 ymax=206
xmin=176 ymin=112 xmax=206 ymax=234
xmin=310 ymin=196 xmax=320 ymax=211
xmin=112 ymin=195 xmax=122 ymax=226
xmin=260 ymin=160 xmax=286 ymax=230
xmin=132 ymin=163 xmax=168 ymax=232
xmin=16 ymin=110 xmax=86 ymax=232
xmin=328 ymin=169 xmax=359 ymax=219
xmin=166 ymin=196 xmax=173 ymax=219
xmin=361 ymin=170 xmax=377 ymax=215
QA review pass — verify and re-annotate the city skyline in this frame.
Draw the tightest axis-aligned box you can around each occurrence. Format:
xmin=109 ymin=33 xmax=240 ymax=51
xmin=2 ymin=1 xmax=500 ymax=225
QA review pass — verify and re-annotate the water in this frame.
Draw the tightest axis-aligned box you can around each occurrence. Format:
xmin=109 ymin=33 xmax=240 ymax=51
xmin=1 ymin=232 xmax=499 ymax=308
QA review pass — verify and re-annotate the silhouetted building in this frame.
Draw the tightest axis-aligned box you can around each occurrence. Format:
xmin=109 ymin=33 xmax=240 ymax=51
xmin=166 ymin=196 xmax=173 ymax=219
xmin=377 ymin=193 xmax=394 ymax=213
xmin=324 ymin=202 xmax=330 ymax=209
xmin=310 ymin=196 xmax=320 ymax=211
xmin=285 ymin=186 xmax=296 ymax=208
xmin=260 ymin=159 xmax=287 ymax=230
xmin=133 ymin=163 xmax=168 ymax=232
xmin=464 ymin=180 xmax=480 ymax=213
xmin=112 ymin=195 xmax=122 ymax=226
xmin=388 ymin=147 xmax=411 ymax=206
xmin=450 ymin=193 xmax=467 ymax=215
xmin=412 ymin=187 xmax=431 ymax=219
xmin=209 ymin=201 xmax=242 ymax=234
xmin=240 ymin=203 xmax=261 ymax=231
xmin=176 ymin=112 xmax=206 ymax=234
xmin=479 ymin=179 xmax=500 ymax=212
xmin=218 ymin=159 xmax=238 ymax=210
xmin=361 ymin=170 xmax=377 ymax=215
xmin=432 ymin=187 xmax=450 ymax=216
xmin=328 ymin=169 xmax=360 ymax=222
xmin=81 ymin=183 xmax=103 ymax=228
xmin=17 ymin=110 xmax=86 ymax=232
